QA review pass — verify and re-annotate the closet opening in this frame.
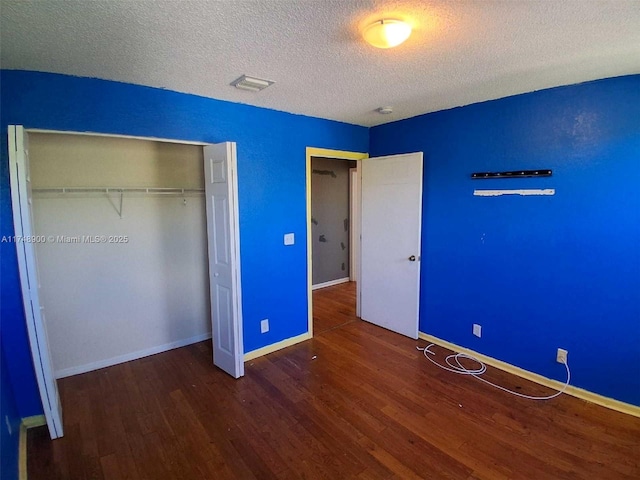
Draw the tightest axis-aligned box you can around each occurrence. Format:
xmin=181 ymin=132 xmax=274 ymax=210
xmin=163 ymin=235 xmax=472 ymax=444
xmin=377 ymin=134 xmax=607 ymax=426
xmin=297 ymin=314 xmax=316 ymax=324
xmin=29 ymin=132 xmax=211 ymax=378
xmin=9 ymin=126 xmax=243 ymax=439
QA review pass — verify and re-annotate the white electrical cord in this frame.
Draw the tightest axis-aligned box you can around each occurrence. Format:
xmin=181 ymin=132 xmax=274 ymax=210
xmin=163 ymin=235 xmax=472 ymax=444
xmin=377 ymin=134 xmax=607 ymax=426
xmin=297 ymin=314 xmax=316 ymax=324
xmin=417 ymin=344 xmax=571 ymax=400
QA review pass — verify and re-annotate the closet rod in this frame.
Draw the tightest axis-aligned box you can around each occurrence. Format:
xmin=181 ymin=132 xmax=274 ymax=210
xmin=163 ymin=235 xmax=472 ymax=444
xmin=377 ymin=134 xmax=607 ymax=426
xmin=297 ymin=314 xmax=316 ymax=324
xmin=32 ymin=187 xmax=204 ymax=195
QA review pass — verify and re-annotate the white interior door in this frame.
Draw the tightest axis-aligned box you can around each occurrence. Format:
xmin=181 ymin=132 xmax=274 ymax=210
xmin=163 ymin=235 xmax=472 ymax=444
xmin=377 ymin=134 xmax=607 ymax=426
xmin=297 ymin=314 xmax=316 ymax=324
xmin=203 ymin=142 xmax=244 ymax=378
xmin=360 ymin=152 xmax=423 ymax=339
xmin=8 ymin=125 xmax=64 ymax=439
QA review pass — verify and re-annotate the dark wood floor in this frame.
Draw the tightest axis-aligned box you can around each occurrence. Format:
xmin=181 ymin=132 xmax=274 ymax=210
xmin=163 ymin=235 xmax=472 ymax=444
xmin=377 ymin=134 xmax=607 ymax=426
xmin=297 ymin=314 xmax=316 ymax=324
xmin=29 ymin=282 xmax=640 ymax=479
xmin=312 ymin=281 xmax=357 ymax=334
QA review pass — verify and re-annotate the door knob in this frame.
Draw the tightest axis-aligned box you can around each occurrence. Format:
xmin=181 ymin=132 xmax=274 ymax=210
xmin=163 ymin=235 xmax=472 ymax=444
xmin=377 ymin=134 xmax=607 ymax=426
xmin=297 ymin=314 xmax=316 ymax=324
xmin=408 ymin=255 xmax=416 ymax=261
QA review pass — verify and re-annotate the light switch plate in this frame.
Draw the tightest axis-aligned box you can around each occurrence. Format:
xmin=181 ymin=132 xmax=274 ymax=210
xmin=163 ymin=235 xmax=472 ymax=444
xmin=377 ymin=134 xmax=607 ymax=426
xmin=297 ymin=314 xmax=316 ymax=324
xmin=284 ymin=233 xmax=295 ymax=245
xmin=473 ymin=324 xmax=482 ymax=338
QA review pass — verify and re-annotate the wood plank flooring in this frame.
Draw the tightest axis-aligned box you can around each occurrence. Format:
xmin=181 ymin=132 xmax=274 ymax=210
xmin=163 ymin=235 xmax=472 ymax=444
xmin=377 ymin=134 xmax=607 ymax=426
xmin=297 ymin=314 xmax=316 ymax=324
xmin=29 ymin=282 xmax=640 ymax=479
xmin=312 ymin=281 xmax=357 ymax=334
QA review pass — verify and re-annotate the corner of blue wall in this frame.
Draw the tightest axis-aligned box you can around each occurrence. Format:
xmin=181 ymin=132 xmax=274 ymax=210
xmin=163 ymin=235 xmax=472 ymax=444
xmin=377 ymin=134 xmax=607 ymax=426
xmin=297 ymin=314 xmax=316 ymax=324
xmin=369 ymin=75 xmax=640 ymax=406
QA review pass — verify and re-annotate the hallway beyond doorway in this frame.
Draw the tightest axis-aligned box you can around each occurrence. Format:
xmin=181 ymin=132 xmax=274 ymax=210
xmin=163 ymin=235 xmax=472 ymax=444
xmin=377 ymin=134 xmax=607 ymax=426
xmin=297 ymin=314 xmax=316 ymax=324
xmin=313 ymin=281 xmax=357 ymax=335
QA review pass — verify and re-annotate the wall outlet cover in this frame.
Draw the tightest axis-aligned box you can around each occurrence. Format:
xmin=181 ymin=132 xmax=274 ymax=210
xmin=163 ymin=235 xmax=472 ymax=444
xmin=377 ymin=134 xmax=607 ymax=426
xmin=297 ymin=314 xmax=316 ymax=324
xmin=473 ymin=324 xmax=482 ymax=338
xmin=557 ymin=348 xmax=568 ymax=364
xmin=261 ymin=319 xmax=269 ymax=334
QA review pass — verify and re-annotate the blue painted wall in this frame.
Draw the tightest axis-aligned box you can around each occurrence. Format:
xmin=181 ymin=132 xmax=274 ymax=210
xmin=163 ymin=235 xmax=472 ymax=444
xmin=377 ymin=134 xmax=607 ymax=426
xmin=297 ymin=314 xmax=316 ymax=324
xmin=0 ymin=70 xmax=368 ymax=417
xmin=1 ymin=343 xmax=21 ymax=480
xmin=2 ymin=70 xmax=638 ymax=419
xmin=370 ymin=75 xmax=640 ymax=405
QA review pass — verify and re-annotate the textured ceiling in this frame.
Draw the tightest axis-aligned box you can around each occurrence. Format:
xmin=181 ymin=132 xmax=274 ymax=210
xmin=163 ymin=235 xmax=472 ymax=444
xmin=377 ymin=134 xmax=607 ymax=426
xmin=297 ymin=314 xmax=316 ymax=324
xmin=1 ymin=0 xmax=639 ymax=127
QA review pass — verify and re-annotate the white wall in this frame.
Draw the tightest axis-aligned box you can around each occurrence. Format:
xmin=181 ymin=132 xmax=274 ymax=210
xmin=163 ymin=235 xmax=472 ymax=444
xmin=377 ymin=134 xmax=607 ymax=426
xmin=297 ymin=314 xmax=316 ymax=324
xmin=30 ymin=133 xmax=204 ymax=189
xmin=30 ymin=133 xmax=210 ymax=377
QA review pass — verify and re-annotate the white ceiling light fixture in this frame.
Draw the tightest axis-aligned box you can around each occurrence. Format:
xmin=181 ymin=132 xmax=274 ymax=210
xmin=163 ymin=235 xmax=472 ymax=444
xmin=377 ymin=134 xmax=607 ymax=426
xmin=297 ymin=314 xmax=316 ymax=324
xmin=363 ymin=19 xmax=412 ymax=49
xmin=377 ymin=106 xmax=393 ymax=114
xmin=230 ymin=74 xmax=274 ymax=92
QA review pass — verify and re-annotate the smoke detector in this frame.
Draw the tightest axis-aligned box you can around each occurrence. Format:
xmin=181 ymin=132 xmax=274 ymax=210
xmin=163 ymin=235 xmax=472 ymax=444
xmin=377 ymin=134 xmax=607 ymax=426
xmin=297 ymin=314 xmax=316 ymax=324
xmin=231 ymin=75 xmax=274 ymax=92
xmin=377 ymin=106 xmax=394 ymax=114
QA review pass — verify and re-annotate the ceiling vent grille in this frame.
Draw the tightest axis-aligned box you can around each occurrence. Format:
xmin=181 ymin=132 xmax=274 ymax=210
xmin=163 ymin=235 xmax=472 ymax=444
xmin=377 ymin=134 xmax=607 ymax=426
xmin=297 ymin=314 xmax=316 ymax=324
xmin=230 ymin=75 xmax=274 ymax=92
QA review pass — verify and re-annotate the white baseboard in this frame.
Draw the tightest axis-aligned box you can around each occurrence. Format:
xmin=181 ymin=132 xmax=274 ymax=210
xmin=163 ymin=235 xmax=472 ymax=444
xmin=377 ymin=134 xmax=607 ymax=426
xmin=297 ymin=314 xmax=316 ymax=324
xmin=55 ymin=332 xmax=212 ymax=379
xmin=312 ymin=277 xmax=350 ymax=290
xmin=244 ymin=332 xmax=311 ymax=361
xmin=419 ymin=332 xmax=640 ymax=418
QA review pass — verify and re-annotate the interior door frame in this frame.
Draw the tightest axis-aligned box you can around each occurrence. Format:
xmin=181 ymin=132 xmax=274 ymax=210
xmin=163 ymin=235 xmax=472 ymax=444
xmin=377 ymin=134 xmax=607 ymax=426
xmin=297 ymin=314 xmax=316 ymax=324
xmin=8 ymin=126 xmax=244 ymax=438
xmin=349 ymin=167 xmax=359 ymax=283
xmin=305 ymin=147 xmax=368 ymax=336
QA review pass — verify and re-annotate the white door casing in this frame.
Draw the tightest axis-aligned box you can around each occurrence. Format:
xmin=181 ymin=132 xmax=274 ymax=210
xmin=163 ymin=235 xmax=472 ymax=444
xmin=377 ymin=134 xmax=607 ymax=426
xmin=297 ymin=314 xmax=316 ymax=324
xmin=8 ymin=125 xmax=64 ymax=439
xmin=203 ymin=142 xmax=245 ymax=378
xmin=349 ymin=168 xmax=359 ymax=283
xmin=360 ymin=152 xmax=423 ymax=339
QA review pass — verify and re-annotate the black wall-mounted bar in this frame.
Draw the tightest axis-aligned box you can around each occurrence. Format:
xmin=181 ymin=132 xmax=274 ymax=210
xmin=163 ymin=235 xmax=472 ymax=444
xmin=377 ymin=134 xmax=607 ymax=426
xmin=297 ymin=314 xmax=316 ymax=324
xmin=471 ymin=169 xmax=552 ymax=179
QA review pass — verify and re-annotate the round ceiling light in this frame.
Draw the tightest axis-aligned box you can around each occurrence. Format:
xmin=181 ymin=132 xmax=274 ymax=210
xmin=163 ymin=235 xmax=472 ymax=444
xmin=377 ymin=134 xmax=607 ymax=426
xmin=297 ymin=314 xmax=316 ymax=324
xmin=363 ymin=19 xmax=412 ymax=49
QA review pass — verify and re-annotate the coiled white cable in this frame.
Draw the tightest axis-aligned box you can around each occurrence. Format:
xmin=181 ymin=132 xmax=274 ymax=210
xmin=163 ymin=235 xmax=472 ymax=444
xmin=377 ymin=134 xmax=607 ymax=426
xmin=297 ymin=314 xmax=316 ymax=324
xmin=417 ymin=344 xmax=571 ymax=400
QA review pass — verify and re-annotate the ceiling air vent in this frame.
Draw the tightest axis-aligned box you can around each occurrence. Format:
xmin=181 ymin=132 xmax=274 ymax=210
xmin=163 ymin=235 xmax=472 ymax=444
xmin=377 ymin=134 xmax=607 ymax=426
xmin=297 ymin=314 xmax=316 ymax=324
xmin=230 ymin=75 xmax=274 ymax=92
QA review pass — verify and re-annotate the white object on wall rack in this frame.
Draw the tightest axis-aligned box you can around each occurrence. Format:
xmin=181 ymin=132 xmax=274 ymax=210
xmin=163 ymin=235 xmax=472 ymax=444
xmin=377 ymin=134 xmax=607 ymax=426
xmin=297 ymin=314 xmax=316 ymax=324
xmin=473 ymin=189 xmax=555 ymax=197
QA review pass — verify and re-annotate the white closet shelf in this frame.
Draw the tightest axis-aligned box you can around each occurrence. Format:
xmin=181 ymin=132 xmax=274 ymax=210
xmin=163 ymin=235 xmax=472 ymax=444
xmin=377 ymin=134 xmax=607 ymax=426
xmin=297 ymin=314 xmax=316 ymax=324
xmin=32 ymin=187 xmax=204 ymax=195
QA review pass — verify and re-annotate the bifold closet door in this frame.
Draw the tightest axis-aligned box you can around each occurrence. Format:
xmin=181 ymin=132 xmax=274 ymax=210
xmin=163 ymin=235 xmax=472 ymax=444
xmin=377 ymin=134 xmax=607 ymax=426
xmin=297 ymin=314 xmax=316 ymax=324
xmin=8 ymin=125 xmax=64 ymax=439
xmin=203 ymin=142 xmax=245 ymax=378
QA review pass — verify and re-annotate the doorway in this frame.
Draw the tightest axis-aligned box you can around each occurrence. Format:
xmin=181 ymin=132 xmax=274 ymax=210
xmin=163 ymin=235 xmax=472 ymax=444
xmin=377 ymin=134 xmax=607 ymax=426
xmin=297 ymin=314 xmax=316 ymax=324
xmin=310 ymin=156 xmax=357 ymax=334
xmin=311 ymin=156 xmax=356 ymax=289
xmin=305 ymin=147 xmax=368 ymax=336
xmin=305 ymin=147 xmax=424 ymax=342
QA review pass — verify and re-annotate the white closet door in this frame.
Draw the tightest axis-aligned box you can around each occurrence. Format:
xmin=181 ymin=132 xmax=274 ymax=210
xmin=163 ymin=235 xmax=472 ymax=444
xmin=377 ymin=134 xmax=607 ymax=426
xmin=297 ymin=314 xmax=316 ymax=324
xmin=8 ymin=125 xmax=64 ymax=439
xmin=203 ymin=142 xmax=244 ymax=378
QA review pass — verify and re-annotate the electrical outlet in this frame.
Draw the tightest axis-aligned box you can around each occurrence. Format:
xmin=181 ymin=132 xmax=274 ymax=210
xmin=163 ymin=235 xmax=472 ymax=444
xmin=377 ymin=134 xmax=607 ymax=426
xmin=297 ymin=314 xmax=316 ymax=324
xmin=556 ymin=348 xmax=568 ymax=364
xmin=260 ymin=319 xmax=269 ymax=334
xmin=473 ymin=324 xmax=482 ymax=338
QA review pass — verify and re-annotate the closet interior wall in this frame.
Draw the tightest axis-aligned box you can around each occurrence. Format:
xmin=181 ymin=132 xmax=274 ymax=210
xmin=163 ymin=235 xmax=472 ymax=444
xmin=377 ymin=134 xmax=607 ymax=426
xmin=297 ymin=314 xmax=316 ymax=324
xmin=29 ymin=133 xmax=210 ymax=378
